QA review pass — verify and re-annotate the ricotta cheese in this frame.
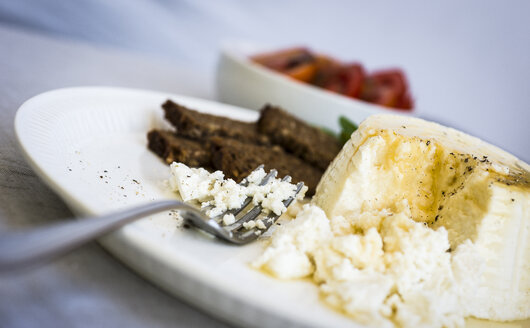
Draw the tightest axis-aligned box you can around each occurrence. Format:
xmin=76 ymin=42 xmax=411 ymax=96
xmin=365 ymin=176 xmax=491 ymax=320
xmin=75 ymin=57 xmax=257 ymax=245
xmin=254 ymin=114 xmax=529 ymax=327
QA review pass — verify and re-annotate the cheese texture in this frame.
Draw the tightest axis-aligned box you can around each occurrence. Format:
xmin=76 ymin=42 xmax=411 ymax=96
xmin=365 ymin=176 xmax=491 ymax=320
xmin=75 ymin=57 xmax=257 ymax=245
xmin=169 ymin=162 xmax=304 ymax=220
xmin=254 ymin=114 xmax=529 ymax=327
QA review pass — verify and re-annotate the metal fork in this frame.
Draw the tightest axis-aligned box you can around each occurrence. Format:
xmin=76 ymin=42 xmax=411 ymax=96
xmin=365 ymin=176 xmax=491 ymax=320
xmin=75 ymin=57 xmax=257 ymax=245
xmin=0 ymin=166 xmax=304 ymax=273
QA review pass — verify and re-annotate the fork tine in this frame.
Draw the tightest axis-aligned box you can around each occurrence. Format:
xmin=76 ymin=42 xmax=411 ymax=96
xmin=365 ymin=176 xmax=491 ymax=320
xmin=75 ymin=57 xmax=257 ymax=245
xmin=225 ymin=205 xmax=262 ymax=231
xmin=261 ymin=181 xmax=304 ymax=231
xmin=214 ymin=164 xmax=272 ymax=222
xmin=228 ymin=176 xmax=303 ymax=233
xmin=259 ymin=169 xmax=277 ymax=186
xmin=223 ymin=168 xmax=277 ymax=229
xmin=227 ymin=167 xmax=275 ymax=217
xmin=283 ymin=181 xmax=304 ymax=208
xmin=208 ymin=165 xmax=266 ymax=221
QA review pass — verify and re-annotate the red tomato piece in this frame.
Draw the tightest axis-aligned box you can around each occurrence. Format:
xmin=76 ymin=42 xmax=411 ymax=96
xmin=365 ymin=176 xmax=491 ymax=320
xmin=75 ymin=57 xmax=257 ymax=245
xmin=324 ymin=63 xmax=365 ymax=98
xmin=361 ymin=69 xmax=413 ymax=110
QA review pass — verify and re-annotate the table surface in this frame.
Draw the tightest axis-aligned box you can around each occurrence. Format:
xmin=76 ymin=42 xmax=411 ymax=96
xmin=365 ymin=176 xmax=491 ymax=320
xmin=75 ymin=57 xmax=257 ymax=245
xmin=0 ymin=24 xmax=232 ymax=328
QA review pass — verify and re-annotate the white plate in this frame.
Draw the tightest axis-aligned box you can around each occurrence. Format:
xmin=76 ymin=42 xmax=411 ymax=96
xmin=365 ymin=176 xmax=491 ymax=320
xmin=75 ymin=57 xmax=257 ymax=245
xmin=14 ymin=87 xmax=526 ymax=328
xmin=216 ymin=40 xmax=411 ymax=132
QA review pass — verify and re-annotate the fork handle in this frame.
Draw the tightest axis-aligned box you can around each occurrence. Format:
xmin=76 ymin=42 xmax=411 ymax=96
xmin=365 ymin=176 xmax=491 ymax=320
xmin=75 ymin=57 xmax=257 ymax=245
xmin=0 ymin=200 xmax=194 ymax=273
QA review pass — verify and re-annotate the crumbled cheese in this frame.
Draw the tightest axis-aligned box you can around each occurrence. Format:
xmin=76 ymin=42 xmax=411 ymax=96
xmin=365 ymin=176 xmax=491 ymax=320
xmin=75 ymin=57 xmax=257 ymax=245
xmin=243 ymin=220 xmax=256 ymax=229
xmin=253 ymin=202 xmax=469 ymax=328
xmin=252 ymin=204 xmax=332 ymax=279
xmin=169 ymin=162 xmax=305 ymax=224
xmin=255 ymin=219 xmax=267 ymax=230
xmin=168 ymin=162 xmax=226 ymax=202
xmin=222 ymin=213 xmax=236 ymax=225
xmin=169 ymin=163 xmax=245 ymax=217
xmin=245 ymin=167 xmax=267 ymax=184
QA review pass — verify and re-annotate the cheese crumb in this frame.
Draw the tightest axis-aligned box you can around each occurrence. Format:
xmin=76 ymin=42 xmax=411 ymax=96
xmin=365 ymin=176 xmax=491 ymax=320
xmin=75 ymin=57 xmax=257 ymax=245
xmin=255 ymin=219 xmax=266 ymax=230
xmin=222 ymin=213 xmax=236 ymax=225
xmin=243 ymin=220 xmax=256 ymax=229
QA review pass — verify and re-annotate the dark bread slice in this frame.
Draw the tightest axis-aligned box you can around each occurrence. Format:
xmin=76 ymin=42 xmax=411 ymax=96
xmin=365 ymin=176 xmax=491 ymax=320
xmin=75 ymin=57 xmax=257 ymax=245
xmin=209 ymin=136 xmax=322 ymax=195
xmin=257 ymin=105 xmax=341 ymax=170
xmin=162 ymin=100 xmax=270 ymax=145
xmin=147 ymin=129 xmax=211 ymax=168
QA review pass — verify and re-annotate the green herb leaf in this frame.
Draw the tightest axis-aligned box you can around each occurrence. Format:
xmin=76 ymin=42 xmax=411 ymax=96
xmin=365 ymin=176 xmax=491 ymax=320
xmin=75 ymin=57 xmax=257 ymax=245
xmin=339 ymin=116 xmax=358 ymax=133
xmin=319 ymin=116 xmax=358 ymax=145
xmin=338 ymin=116 xmax=358 ymax=145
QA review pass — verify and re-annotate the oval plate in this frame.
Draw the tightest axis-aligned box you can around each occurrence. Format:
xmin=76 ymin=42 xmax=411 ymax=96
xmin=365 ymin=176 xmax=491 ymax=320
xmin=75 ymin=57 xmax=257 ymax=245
xmin=14 ymin=87 xmax=525 ymax=328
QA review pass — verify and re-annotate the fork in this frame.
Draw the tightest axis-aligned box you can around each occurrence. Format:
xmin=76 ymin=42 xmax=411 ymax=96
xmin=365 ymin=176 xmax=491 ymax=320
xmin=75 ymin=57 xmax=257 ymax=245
xmin=0 ymin=166 xmax=304 ymax=273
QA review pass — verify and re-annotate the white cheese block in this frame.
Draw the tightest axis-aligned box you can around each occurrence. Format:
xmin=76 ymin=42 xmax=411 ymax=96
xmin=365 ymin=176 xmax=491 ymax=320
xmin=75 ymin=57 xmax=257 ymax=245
xmin=314 ymin=114 xmax=530 ymax=321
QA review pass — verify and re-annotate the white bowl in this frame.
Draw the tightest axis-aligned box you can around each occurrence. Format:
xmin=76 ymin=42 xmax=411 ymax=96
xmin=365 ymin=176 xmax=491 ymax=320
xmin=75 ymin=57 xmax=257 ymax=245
xmin=216 ymin=40 xmax=411 ymax=131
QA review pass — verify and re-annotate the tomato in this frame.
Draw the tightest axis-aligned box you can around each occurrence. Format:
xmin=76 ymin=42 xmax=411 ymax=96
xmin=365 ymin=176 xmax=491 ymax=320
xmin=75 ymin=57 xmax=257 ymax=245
xmin=396 ymin=92 xmax=414 ymax=110
xmin=251 ymin=48 xmax=414 ymax=110
xmin=360 ymin=69 xmax=413 ymax=110
xmin=371 ymin=69 xmax=407 ymax=97
xmin=324 ymin=63 xmax=365 ymax=98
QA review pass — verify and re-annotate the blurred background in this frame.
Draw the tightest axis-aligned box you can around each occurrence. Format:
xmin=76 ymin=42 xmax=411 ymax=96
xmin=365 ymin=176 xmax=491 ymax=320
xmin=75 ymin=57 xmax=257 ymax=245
xmin=1 ymin=0 xmax=529 ymax=159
